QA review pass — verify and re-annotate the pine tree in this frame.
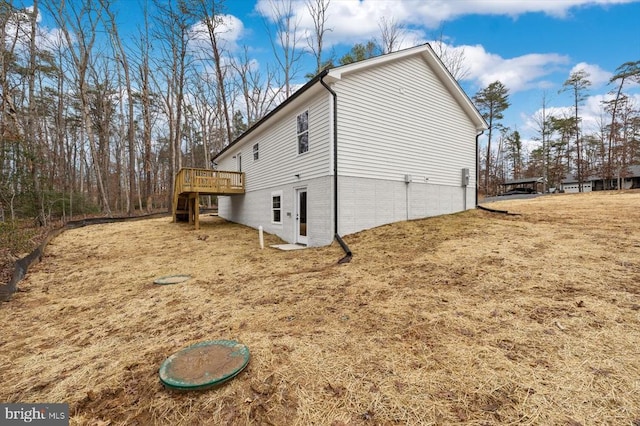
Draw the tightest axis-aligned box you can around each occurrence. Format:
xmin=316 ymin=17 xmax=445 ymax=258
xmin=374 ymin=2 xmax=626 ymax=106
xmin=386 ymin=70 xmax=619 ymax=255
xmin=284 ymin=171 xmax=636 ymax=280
xmin=473 ymin=81 xmax=510 ymax=196
xmin=560 ymin=70 xmax=591 ymax=192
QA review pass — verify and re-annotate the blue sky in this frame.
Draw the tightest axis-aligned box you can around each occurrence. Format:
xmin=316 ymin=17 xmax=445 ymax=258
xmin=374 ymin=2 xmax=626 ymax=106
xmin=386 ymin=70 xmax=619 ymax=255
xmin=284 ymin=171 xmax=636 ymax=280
xmin=24 ymin=0 xmax=640 ymax=149
xmin=235 ymin=0 xmax=640 ymax=147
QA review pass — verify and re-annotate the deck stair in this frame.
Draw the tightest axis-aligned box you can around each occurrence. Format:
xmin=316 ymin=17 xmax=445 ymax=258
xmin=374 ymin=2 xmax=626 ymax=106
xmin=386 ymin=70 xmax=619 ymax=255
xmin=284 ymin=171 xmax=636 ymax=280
xmin=172 ymin=168 xmax=245 ymax=229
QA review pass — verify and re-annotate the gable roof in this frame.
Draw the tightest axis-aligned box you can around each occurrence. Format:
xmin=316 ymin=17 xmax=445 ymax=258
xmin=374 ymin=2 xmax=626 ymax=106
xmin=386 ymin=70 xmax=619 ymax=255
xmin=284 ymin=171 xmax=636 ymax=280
xmin=323 ymin=43 xmax=487 ymax=132
xmin=214 ymin=43 xmax=487 ymax=160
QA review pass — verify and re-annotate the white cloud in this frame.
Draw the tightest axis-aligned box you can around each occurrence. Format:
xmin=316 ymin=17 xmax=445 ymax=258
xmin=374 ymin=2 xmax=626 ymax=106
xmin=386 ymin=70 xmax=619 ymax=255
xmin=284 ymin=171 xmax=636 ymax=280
xmin=569 ymin=62 xmax=613 ymax=87
xmin=404 ymin=0 xmax=638 ymax=21
xmin=579 ymin=92 xmax=640 ymax=133
xmin=521 ymin=105 xmax=574 ymax=135
xmin=455 ymin=43 xmax=570 ymax=93
xmin=190 ymin=14 xmax=245 ymax=53
xmin=256 ymin=0 xmax=637 ymax=49
xmin=256 ymin=0 xmax=427 ymax=49
xmin=3 ymin=6 xmax=67 ymax=54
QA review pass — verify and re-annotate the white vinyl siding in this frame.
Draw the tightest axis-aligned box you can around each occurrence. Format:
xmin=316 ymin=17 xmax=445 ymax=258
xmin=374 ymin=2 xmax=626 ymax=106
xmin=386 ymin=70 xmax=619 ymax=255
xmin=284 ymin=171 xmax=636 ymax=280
xmin=217 ymin=46 xmax=482 ymax=247
xmin=334 ymin=55 xmax=477 ymax=187
xmin=216 ymin=89 xmax=331 ymax=193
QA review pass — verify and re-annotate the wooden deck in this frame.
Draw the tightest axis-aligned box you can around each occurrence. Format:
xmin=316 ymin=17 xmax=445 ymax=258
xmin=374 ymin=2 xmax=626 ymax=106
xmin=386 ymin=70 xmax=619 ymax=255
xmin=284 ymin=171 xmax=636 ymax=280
xmin=172 ymin=168 xmax=244 ymax=229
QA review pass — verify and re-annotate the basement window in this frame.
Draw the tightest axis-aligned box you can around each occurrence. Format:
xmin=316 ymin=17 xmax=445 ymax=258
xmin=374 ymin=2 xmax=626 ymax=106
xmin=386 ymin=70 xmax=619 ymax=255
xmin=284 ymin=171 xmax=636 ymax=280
xmin=297 ymin=110 xmax=309 ymax=154
xmin=272 ymin=191 xmax=282 ymax=224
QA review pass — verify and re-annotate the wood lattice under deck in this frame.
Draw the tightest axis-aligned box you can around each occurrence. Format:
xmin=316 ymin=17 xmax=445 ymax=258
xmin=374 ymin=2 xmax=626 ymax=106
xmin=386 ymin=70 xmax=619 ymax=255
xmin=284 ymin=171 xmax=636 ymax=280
xmin=172 ymin=168 xmax=244 ymax=229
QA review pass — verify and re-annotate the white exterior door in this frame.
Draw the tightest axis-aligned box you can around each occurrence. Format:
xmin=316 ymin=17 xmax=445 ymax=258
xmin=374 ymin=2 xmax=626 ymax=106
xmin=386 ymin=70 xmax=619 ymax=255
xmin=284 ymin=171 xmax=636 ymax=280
xmin=295 ymin=188 xmax=308 ymax=245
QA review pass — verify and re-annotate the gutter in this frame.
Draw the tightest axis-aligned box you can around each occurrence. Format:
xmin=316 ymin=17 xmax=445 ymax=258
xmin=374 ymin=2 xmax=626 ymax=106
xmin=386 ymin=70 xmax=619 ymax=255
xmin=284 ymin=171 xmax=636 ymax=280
xmin=320 ymin=74 xmax=352 ymax=264
xmin=334 ymin=234 xmax=352 ymax=264
xmin=475 ymin=129 xmax=485 ymax=207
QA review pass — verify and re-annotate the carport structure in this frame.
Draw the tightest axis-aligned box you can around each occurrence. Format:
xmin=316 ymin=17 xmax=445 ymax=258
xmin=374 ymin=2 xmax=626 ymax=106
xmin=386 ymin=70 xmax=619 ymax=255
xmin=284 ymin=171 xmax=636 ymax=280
xmin=500 ymin=176 xmax=546 ymax=195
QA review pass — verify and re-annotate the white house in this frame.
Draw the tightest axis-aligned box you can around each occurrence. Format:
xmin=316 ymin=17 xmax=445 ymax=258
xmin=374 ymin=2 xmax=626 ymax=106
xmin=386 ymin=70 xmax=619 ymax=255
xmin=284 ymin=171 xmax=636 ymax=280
xmin=213 ymin=44 xmax=488 ymax=247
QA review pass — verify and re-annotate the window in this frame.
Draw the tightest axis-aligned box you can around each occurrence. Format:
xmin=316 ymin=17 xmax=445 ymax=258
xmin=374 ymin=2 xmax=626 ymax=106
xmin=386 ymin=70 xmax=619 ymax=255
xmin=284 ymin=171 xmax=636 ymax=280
xmin=272 ymin=192 xmax=282 ymax=224
xmin=297 ymin=110 xmax=309 ymax=154
xmin=253 ymin=143 xmax=259 ymax=161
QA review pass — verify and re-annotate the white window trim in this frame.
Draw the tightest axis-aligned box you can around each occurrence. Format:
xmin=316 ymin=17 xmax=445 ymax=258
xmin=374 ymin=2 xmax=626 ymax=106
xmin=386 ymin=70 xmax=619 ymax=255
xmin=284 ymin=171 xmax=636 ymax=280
xmin=271 ymin=190 xmax=283 ymax=225
xmin=253 ymin=143 xmax=259 ymax=161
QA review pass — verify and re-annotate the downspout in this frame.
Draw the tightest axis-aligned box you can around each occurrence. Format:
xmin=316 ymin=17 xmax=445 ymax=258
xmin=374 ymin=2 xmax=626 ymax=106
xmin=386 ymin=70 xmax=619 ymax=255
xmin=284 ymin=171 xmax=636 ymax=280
xmin=475 ymin=129 xmax=485 ymax=207
xmin=320 ymin=75 xmax=352 ymax=263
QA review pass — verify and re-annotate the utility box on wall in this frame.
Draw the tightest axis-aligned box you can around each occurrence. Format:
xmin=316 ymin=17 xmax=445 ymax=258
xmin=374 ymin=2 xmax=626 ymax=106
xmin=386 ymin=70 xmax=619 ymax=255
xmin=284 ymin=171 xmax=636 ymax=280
xmin=461 ymin=168 xmax=470 ymax=187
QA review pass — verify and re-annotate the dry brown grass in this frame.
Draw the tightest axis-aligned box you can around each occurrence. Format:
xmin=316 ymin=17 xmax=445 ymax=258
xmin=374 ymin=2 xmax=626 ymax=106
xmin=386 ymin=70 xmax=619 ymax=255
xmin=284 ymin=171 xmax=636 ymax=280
xmin=1 ymin=191 xmax=640 ymax=425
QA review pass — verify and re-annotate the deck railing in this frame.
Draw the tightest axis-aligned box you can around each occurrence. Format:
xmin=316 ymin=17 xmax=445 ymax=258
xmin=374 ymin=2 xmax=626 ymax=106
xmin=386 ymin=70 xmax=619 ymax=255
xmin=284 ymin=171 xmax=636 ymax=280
xmin=174 ymin=168 xmax=245 ymax=196
xmin=172 ymin=167 xmax=245 ymax=229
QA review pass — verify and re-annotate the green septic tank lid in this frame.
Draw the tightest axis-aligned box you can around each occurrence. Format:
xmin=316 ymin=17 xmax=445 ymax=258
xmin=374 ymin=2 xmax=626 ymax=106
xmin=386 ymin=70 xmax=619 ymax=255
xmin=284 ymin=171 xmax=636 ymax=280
xmin=153 ymin=274 xmax=191 ymax=285
xmin=159 ymin=340 xmax=250 ymax=391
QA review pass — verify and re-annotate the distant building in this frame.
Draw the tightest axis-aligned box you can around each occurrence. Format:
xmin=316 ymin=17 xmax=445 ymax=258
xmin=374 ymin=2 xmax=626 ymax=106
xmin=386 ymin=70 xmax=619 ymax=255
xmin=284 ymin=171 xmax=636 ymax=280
xmin=561 ymin=165 xmax=640 ymax=193
xmin=560 ymin=176 xmax=592 ymax=193
xmin=590 ymin=165 xmax=640 ymax=191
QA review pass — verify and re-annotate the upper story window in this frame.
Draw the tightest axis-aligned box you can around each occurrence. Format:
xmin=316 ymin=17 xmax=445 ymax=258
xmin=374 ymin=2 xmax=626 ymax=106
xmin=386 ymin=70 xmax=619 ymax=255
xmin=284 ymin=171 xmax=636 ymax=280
xmin=297 ymin=110 xmax=309 ymax=154
xmin=253 ymin=143 xmax=259 ymax=161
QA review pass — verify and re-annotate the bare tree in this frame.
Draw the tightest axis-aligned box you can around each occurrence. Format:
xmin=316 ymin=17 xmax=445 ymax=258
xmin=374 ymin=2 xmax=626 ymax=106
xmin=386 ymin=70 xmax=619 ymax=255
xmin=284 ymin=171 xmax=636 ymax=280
xmin=44 ymin=0 xmax=112 ymax=215
xmin=151 ymin=0 xmax=194 ymax=211
xmin=614 ymin=96 xmax=638 ymax=186
xmin=191 ymin=0 xmax=233 ymax=145
xmin=100 ymin=0 xmax=136 ymax=215
xmin=263 ymin=0 xmax=304 ymax=97
xmin=0 ymin=0 xmax=27 ymax=220
xmin=530 ymin=92 xmax=553 ymax=191
xmin=190 ymin=74 xmax=219 ymax=162
xmin=26 ymin=0 xmax=44 ymax=223
xmin=431 ymin=30 xmax=470 ymax=81
xmin=133 ymin=2 xmax=155 ymax=212
xmin=306 ymin=0 xmax=331 ymax=75
xmin=377 ymin=16 xmax=405 ymax=54
xmin=230 ymin=45 xmax=280 ymax=127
